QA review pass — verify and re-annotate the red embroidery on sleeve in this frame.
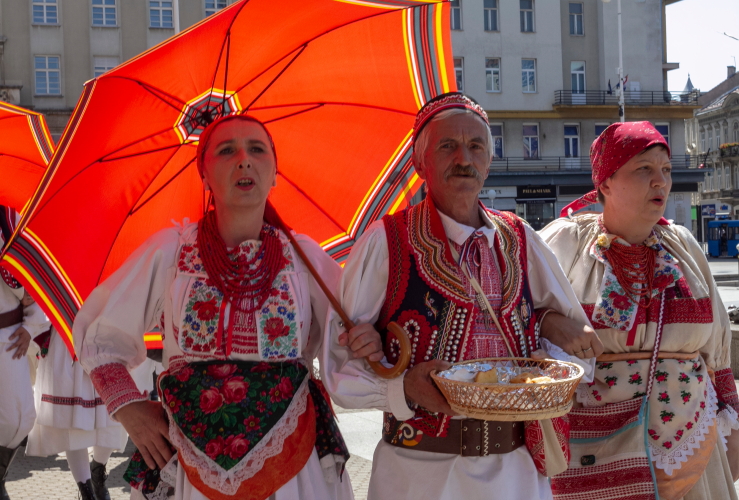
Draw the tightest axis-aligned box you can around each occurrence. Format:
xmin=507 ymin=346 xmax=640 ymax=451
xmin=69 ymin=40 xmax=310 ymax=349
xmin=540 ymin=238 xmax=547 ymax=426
xmin=89 ymin=363 xmax=147 ymax=415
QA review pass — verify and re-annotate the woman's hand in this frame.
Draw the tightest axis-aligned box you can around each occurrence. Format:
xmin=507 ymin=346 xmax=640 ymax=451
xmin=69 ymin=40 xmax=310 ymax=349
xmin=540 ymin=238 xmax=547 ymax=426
xmin=338 ymin=323 xmax=384 ymax=362
xmin=115 ymin=400 xmax=173 ymax=469
xmin=403 ymin=360 xmax=458 ymax=415
xmin=540 ymin=312 xmax=604 ymax=359
xmin=726 ymin=428 xmax=739 ymax=481
xmin=7 ymin=326 xmax=31 ymax=360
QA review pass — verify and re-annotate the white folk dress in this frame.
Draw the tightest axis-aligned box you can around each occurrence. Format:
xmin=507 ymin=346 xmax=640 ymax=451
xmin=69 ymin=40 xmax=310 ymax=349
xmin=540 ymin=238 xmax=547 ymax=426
xmin=73 ymin=222 xmax=353 ymax=500
xmin=26 ymin=327 xmax=130 ymax=456
xmin=540 ymin=214 xmax=739 ymax=500
xmin=322 ymin=208 xmax=591 ymax=500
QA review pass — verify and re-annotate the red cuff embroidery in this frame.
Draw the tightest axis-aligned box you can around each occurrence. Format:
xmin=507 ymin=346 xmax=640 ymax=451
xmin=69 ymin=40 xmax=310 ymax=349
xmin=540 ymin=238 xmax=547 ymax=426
xmin=89 ymin=363 xmax=147 ymax=415
xmin=714 ymin=367 xmax=739 ymax=413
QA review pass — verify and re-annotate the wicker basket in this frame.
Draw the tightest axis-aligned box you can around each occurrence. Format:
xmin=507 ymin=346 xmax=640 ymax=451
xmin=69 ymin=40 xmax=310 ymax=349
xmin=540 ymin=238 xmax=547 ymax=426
xmin=431 ymin=358 xmax=584 ymax=421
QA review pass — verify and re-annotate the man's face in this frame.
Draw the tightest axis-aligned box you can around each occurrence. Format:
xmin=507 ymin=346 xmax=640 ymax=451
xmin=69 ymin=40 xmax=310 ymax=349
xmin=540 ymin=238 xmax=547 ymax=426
xmin=415 ymin=113 xmax=491 ymax=206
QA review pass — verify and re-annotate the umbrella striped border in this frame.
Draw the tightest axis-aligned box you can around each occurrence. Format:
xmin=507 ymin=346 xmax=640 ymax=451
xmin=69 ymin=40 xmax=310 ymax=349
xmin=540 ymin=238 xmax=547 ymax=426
xmin=321 ymin=2 xmax=452 ymax=263
xmin=0 ymin=101 xmax=55 ymax=166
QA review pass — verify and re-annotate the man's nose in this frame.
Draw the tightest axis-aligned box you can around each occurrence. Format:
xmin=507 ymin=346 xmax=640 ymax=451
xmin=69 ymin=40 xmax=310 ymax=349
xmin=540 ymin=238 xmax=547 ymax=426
xmin=455 ymin=145 xmax=473 ymax=165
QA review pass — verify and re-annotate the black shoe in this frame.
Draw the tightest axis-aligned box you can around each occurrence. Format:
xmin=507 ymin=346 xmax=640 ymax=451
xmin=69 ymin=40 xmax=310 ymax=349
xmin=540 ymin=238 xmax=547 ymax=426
xmin=89 ymin=459 xmax=111 ymax=500
xmin=77 ymin=479 xmax=96 ymax=500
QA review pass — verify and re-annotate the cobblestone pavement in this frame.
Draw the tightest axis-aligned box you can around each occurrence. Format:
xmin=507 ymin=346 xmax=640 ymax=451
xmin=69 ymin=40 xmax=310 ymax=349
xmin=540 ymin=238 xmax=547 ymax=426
xmin=5 ymin=441 xmax=373 ymax=500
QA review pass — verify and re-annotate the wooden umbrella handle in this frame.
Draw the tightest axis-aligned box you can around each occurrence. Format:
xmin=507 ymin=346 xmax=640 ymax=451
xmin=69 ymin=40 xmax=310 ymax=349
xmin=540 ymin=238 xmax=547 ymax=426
xmin=283 ymin=230 xmax=411 ymax=379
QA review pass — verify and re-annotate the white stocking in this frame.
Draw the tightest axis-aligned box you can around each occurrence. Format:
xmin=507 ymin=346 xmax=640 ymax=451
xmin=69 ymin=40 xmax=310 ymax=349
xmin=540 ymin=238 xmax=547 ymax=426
xmin=65 ymin=448 xmax=91 ymax=484
xmin=92 ymin=446 xmax=114 ymax=465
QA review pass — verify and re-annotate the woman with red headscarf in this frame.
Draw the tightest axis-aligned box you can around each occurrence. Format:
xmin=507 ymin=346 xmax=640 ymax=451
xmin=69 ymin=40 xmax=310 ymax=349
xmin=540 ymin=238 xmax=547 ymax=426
xmin=72 ymin=115 xmax=374 ymax=500
xmin=540 ymin=122 xmax=739 ymax=500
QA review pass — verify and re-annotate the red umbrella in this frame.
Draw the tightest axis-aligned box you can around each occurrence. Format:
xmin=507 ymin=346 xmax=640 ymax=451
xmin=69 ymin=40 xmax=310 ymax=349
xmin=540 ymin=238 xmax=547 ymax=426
xmin=1 ymin=0 xmax=455 ymax=357
xmin=0 ymin=102 xmax=54 ymax=212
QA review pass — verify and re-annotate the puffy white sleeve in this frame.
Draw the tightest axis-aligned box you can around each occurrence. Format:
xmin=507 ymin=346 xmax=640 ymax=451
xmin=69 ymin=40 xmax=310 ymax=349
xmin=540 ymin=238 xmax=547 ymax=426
xmin=321 ymin=220 xmax=414 ymax=420
xmin=21 ymin=300 xmax=50 ymax=337
xmin=73 ymin=227 xmax=180 ymax=416
xmin=291 ymin=233 xmax=342 ymax=363
xmin=526 ymin=224 xmax=591 ymax=326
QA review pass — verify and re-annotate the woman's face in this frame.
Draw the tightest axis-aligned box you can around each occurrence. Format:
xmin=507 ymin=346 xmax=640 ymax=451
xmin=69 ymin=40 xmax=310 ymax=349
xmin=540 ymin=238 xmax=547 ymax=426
xmin=600 ymin=146 xmax=672 ymax=228
xmin=201 ymin=119 xmax=276 ymax=213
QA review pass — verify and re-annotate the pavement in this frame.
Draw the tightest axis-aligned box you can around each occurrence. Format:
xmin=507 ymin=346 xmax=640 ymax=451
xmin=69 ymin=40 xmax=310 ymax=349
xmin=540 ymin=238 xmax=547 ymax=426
xmin=5 ymin=256 xmax=739 ymax=499
xmin=5 ymin=404 xmax=382 ymax=500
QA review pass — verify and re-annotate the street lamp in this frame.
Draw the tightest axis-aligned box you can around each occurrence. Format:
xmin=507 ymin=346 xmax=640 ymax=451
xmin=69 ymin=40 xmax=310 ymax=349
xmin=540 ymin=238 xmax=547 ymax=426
xmin=602 ymin=0 xmax=625 ymax=122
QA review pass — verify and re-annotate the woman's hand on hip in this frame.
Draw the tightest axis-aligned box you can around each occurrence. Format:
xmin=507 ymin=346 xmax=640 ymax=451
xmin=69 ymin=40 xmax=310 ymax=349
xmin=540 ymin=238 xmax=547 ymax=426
xmin=338 ymin=323 xmax=384 ymax=362
xmin=115 ymin=400 xmax=173 ymax=469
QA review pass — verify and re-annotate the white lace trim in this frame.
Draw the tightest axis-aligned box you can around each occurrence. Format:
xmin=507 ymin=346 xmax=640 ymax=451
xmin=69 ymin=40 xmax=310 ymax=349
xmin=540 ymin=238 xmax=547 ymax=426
xmin=717 ymin=405 xmax=739 ymax=451
xmin=168 ymin=374 xmax=310 ymax=495
xmin=648 ymin=382 xmax=718 ymax=476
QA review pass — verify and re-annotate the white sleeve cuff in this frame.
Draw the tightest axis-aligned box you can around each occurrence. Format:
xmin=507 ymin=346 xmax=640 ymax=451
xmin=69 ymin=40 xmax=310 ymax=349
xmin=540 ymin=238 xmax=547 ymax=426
xmin=387 ymin=372 xmax=415 ymax=421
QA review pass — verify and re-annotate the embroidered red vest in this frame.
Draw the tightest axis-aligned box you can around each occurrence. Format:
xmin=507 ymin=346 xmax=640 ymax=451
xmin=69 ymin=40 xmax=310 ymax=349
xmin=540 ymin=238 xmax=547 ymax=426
xmin=377 ymin=198 xmax=538 ymax=437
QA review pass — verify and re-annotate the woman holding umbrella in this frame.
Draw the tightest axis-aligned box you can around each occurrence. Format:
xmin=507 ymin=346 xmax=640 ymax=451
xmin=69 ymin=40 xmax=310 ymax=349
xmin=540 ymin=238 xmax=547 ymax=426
xmin=73 ymin=115 xmax=376 ymax=499
xmin=540 ymin=122 xmax=739 ymax=499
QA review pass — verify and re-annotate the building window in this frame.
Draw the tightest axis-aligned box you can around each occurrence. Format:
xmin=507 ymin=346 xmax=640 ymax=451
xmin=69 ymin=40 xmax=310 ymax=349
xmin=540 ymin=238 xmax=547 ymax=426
xmin=569 ymin=3 xmax=583 ymax=35
xmin=451 ymin=0 xmax=462 ymax=30
xmin=571 ymin=61 xmax=585 ymax=94
xmin=32 ymin=0 xmax=58 ymax=24
xmin=93 ymin=56 xmax=119 ymax=77
xmin=454 ymin=57 xmax=464 ymax=92
xmin=92 ymin=0 xmax=117 ymax=26
xmin=724 ymin=124 xmax=729 ymax=144
xmin=564 ymin=125 xmax=579 ymax=157
xmin=708 ymin=129 xmax=713 ymax=151
xmin=521 ymin=59 xmax=536 ymax=93
xmin=150 ymin=1 xmax=173 ymax=28
xmin=595 ymin=124 xmax=609 ymax=137
xmin=34 ymin=56 xmax=61 ymax=95
xmin=523 ymin=124 xmax=539 ymax=159
xmin=655 ymin=124 xmax=669 ymax=146
xmin=205 ymin=0 xmax=227 ymax=17
xmin=484 ymin=0 xmax=498 ymax=31
xmin=715 ymin=127 xmax=720 ymax=149
xmin=485 ymin=58 xmax=501 ymax=93
xmin=734 ymin=122 xmax=739 ymax=142
xmin=490 ymin=124 xmax=504 ymax=159
xmin=701 ymin=129 xmax=705 ymax=152
xmin=520 ymin=0 xmax=534 ymax=33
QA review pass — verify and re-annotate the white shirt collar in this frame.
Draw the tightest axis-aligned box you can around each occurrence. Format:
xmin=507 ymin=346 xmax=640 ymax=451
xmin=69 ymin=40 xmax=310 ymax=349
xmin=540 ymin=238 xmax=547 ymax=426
xmin=436 ymin=206 xmax=497 ymax=248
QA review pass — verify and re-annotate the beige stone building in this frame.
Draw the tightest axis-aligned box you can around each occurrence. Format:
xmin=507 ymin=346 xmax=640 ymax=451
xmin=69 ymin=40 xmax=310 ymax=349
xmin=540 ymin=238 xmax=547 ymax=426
xmin=451 ymin=0 xmax=701 ymax=229
xmin=0 ymin=0 xmax=236 ymax=137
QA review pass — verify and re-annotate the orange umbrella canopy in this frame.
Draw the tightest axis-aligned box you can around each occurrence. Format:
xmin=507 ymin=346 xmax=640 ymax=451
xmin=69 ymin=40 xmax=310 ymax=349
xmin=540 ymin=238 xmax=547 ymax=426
xmin=1 ymin=0 xmax=455 ymax=355
xmin=0 ymin=102 xmax=54 ymax=212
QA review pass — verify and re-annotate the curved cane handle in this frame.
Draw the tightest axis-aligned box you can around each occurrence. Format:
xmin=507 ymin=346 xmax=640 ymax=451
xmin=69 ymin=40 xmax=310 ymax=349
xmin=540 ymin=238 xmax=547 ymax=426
xmin=366 ymin=321 xmax=411 ymax=379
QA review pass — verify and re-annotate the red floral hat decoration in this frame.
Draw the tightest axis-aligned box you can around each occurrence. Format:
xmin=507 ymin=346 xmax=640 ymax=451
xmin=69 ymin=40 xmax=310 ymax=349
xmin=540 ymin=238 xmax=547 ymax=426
xmin=560 ymin=121 xmax=671 ymax=217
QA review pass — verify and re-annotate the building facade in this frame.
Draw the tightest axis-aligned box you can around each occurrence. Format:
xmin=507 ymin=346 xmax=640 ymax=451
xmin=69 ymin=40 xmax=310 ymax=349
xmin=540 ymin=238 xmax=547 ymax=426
xmin=0 ymin=0 xmax=235 ymax=137
xmin=451 ymin=0 xmax=701 ymax=230
xmin=686 ymin=67 xmax=739 ymax=241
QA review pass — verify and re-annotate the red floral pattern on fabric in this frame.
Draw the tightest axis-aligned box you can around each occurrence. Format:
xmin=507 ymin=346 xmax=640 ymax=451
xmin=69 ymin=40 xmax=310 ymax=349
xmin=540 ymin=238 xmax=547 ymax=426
xmin=525 ymin=416 xmax=570 ymax=477
xmin=715 ymin=368 xmax=739 ymax=413
xmin=89 ymin=363 xmax=147 ymax=415
xmin=582 ymin=295 xmax=713 ymax=331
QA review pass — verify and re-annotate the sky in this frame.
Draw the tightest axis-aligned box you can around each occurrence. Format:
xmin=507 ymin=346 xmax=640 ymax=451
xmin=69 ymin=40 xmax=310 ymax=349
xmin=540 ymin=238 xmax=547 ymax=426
xmin=666 ymin=0 xmax=739 ymax=92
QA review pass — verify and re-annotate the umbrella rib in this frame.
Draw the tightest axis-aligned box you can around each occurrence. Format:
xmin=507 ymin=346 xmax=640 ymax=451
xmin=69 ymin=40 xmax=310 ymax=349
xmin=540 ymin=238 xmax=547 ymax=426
xmin=97 ymin=143 xmax=189 ymax=286
xmin=261 ymin=104 xmax=324 ymax=124
xmin=129 ymin=156 xmax=198 ymax=216
xmin=100 ymin=143 xmax=189 ymax=163
xmin=242 ymin=45 xmax=308 ymax=111
xmin=252 ymin=101 xmax=416 ymax=118
xmin=101 ymin=76 xmax=188 ymax=114
xmin=277 ymin=171 xmax=345 ymax=233
xmin=0 ymin=153 xmax=47 ymax=169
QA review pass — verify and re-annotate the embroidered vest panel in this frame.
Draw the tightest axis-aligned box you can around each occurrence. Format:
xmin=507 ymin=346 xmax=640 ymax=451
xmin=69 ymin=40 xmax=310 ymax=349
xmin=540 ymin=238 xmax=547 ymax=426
xmin=377 ymin=200 xmax=539 ymax=436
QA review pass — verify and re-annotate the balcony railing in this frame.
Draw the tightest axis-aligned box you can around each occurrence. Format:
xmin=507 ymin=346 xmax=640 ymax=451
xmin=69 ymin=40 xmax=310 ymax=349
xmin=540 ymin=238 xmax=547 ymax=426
xmin=554 ymin=90 xmax=699 ymax=106
xmin=488 ymin=155 xmax=703 ymax=172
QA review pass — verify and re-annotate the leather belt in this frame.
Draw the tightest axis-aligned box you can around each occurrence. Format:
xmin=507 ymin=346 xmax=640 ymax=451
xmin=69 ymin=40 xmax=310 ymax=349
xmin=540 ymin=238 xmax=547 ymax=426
xmin=383 ymin=416 xmax=525 ymax=456
xmin=0 ymin=304 xmax=23 ymax=330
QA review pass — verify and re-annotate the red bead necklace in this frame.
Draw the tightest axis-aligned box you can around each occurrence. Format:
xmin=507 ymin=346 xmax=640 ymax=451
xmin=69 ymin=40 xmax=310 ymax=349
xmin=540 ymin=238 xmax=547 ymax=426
xmin=599 ymin=220 xmax=657 ymax=307
xmin=197 ymin=210 xmax=287 ymax=317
